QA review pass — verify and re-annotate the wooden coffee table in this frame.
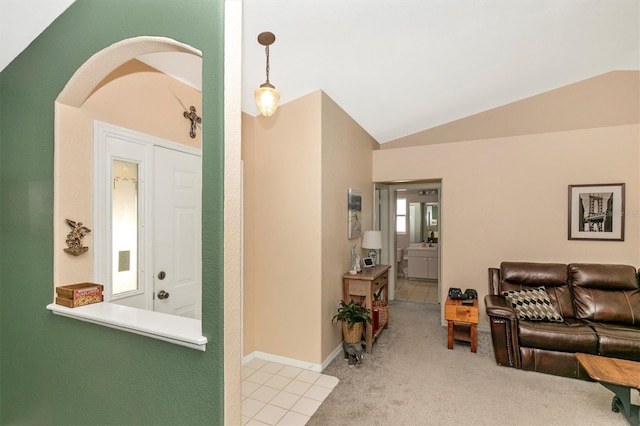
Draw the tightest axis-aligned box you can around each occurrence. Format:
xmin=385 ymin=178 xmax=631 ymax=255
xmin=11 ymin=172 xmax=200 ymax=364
xmin=444 ymin=297 xmax=479 ymax=352
xmin=576 ymin=353 xmax=640 ymax=426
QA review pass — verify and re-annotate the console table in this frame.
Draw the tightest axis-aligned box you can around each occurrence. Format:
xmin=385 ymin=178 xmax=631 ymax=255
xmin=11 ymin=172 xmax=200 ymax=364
xmin=343 ymin=265 xmax=390 ymax=353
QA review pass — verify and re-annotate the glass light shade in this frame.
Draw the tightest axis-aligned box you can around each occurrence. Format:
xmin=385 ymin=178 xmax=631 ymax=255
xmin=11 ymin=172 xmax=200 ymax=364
xmin=255 ymin=85 xmax=280 ymax=117
xmin=362 ymin=230 xmax=383 ymax=249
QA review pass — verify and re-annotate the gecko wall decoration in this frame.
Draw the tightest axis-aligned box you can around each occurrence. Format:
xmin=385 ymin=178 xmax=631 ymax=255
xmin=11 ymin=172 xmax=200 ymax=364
xmin=63 ymin=219 xmax=91 ymax=256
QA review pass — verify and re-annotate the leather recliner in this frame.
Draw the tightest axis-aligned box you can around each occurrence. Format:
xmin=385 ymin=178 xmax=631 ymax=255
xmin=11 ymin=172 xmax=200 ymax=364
xmin=485 ymin=262 xmax=640 ymax=380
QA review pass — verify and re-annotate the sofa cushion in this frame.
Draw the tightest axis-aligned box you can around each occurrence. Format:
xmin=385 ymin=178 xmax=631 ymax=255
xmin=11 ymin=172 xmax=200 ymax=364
xmin=500 ymin=262 xmax=574 ymax=318
xmin=570 ymin=263 xmax=638 ymax=290
xmin=503 ymin=287 xmax=564 ymax=322
xmin=588 ymin=322 xmax=640 ymax=362
xmin=570 ymin=263 xmax=640 ymax=325
xmin=518 ymin=319 xmax=598 ymax=354
xmin=501 ymin=262 xmax=568 ymax=288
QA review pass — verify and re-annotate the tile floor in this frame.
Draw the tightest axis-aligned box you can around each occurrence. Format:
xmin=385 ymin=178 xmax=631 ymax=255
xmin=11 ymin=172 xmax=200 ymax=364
xmin=394 ymin=277 xmax=439 ymax=303
xmin=242 ymin=358 xmax=339 ymax=425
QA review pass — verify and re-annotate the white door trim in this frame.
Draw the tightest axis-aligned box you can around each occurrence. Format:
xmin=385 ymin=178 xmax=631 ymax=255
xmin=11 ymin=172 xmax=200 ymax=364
xmin=93 ymin=120 xmax=201 ymax=310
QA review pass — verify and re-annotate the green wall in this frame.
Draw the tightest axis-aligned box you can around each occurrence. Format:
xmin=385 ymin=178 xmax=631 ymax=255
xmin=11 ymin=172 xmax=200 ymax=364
xmin=0 ymin=1 xmax=224 ymax=424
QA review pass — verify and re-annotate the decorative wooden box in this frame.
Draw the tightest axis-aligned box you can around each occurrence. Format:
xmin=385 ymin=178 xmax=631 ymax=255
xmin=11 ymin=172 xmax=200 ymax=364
xmin=55 ymin=283 xmax=104 ymax=308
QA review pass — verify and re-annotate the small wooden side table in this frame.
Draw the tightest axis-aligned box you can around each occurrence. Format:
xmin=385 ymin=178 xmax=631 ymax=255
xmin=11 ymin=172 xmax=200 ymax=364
xmin=445 ymin=297 xmax=479 ymax=353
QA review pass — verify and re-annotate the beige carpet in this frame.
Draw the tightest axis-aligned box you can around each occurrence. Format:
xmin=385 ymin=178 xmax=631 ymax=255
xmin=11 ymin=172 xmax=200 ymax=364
xmin=308 ymin=300 xmax=634 ymax=426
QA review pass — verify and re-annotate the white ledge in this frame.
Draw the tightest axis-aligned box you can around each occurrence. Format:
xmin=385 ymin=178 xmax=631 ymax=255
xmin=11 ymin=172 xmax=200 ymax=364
xmin=46 ymin=302 xmax=207 ymax=351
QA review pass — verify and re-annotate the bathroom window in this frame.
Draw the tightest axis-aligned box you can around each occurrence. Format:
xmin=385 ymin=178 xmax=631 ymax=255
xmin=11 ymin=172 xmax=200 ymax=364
xmin=396 ymin=198 xmax=407 ymax=234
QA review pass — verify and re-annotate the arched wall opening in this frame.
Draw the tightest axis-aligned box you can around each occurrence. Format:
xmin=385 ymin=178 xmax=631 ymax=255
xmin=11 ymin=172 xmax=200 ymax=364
xmin=52 ymin=35 xmax=203 ymax=322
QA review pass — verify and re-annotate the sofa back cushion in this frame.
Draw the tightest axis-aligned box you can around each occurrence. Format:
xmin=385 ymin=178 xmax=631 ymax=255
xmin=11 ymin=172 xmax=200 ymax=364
xmin=500 ymin=262 xmax=574 ymax=318
xmin=570 ymin=263 xmax=640 ymax=326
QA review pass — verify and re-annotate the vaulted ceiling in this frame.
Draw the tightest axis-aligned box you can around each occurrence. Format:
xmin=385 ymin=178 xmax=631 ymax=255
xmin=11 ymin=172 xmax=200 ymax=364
xmin=2 ymin=1 xmax=638 ymax=143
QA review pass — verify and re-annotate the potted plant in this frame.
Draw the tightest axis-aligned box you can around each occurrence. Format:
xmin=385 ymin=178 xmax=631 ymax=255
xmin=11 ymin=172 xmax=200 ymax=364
xmin=332 ymin=300 xmax=372 ymax=343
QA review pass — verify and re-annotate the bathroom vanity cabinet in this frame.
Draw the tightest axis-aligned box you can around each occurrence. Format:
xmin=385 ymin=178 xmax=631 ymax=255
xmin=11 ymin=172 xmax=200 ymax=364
xmin=407 ymin=248 xmax=438 ymax=280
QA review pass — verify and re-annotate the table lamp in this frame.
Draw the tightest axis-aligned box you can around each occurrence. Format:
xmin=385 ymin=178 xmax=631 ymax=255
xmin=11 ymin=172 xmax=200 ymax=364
xmin=362 ymin=230 xmax=382 ymax=265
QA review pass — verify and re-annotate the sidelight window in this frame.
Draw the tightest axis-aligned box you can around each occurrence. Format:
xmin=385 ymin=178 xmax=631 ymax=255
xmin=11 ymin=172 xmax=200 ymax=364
xmin=112 ymin=160 xmax=139 ymax=295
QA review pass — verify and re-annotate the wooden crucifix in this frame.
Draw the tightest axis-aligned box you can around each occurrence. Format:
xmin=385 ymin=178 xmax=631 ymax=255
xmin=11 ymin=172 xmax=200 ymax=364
xmin=183 ymin=106 xmax=202 ymax=139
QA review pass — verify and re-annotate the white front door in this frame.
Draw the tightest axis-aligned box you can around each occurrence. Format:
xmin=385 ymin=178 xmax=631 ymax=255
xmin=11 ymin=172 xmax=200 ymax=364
xmin=94 ymin=122 xmax=202 ymax=319
xmin=153 ymin=146 xmax=202 ymax=319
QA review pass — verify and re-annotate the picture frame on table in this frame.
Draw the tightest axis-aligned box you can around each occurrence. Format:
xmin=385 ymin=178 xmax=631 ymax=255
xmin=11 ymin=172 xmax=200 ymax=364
xmin=362 ymin=257 xmax=374 ymax=269
xmin=568 ymin=183 xmax=625 ymax=241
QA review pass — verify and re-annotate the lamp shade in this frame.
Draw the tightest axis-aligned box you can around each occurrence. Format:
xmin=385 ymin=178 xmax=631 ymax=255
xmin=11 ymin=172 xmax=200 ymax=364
xmin=255 ymin=84 xmax=280 ymax=117
xmin=362 ymin=230 xmax=382 ymax=249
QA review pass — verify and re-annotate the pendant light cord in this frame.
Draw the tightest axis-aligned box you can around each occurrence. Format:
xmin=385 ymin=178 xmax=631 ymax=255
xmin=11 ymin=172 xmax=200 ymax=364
xmin=264 ymin=45 xmax=271 ymax=85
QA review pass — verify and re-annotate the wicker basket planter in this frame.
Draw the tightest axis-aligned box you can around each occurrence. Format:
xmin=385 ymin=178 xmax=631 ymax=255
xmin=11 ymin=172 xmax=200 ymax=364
xmin=374 ymin=300 xmax=389 ymax=326
xmin=333 ymin=300 xmax=371 ymax=343
xmin=342 ymin=322 xmax=364 ymax=343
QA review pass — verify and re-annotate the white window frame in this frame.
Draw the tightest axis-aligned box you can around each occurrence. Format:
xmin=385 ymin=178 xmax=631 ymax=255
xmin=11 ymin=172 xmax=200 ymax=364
xmin=396 ymin=197 xmax=407 ymax=234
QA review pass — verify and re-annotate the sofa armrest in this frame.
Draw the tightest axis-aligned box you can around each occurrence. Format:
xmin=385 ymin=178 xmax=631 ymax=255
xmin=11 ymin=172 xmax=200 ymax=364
xmin=485 ymin=294 xmax=517 ymax=320
xmin=484 ymin=295 xmax=521 ymax=368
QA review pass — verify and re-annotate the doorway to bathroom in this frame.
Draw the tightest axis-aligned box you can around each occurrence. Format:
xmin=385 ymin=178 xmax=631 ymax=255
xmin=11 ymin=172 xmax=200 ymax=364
xmin=375 ymin=181 xmax=441 ymax=305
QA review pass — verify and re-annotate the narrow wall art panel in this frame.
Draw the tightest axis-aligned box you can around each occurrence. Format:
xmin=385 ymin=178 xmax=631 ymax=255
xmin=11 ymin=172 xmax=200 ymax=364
xmin=348 ymin=188 xmax=362 ymax=239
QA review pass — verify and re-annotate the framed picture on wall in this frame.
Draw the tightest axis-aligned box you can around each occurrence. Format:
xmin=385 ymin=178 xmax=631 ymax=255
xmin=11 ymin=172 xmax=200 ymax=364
xmin=568 ymin=183 xmax=625 ymax=241
xmin=348 ymin=188 xmax=362 ymax=239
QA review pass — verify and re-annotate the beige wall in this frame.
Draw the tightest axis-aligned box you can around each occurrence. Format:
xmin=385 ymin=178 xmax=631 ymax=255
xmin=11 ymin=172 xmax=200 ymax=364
xmin=54 ymin=59 xmax=201 ymax=286
xmin=243 ymin=91 xmax=323 ymax=362
xmin=241 ymin=114 xmax=257 ymax=355
xmin=86 ymin=60 xmax=202 ymax=150
xmin=383 ymin=71 xmax=640 ymax=148
xmin=374 ymin=123 xmax=640 ymax=326
xmin=243 ymin=90 xmax=377 ymax=364
xmin=376 ymin=70 xmax=640 ymax=327
xmin=320 ymin=92 xmax=377 ymax=361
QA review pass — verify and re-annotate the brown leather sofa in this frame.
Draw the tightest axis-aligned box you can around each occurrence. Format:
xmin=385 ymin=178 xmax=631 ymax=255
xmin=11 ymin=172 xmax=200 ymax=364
xmin=485 ymin=262 xmax=640 ymax=380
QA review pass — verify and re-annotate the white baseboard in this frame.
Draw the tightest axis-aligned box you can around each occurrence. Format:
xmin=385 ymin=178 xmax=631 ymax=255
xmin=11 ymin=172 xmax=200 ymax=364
xmin=323 ymin=343 xmax=344 ymax=370
xmin=243 ymin=345 xmax=343 ymax=373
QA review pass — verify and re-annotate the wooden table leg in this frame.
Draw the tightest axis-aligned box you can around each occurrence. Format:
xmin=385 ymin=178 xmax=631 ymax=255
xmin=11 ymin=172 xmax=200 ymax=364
xmin=364 ymin=291 xmax=373 ymax=353
xmin=447 ymin=321 xmax=454 ymax=350
xmin=602 ymin=383 xmax=639 ymax=426
xmin=470 ymin=324 xmax=477 ymax=353
xmin=364 ymin=322 xmax=372 ymax=354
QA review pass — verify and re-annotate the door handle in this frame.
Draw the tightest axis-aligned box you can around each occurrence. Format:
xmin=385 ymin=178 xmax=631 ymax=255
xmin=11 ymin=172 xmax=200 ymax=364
xmin=157 ymin=290 xmax=170 ymax=300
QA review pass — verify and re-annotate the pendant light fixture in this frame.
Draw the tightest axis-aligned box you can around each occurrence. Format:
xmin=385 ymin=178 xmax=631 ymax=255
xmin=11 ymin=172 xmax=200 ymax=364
xmin=255 ymin=32 xmax=280 ymax=117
